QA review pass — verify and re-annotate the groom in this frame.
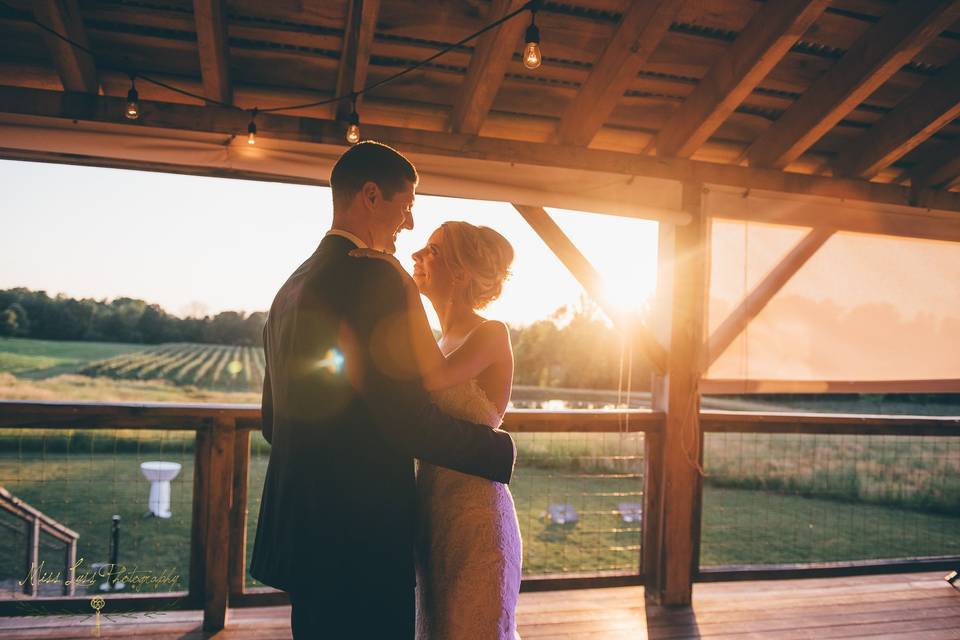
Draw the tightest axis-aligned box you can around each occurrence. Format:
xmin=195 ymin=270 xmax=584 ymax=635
xmin=250 ymin=141 xmax=517 ymax=638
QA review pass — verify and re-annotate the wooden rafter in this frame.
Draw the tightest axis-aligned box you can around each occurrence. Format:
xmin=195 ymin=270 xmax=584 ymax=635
xmin=512 ymin=204 xmax=667 ymax=373
xmin=833 ymin=57 xmax=960 ymax=179
xmin=911 ymin=142 xmax=960 ymax=192
xmin=2 ymin=87 xmax=960 ymax=219
xmin=192 ymin=0 xmax=232 ymax=105
xmin=705 ymin=228 xmax=834 ymax=369
xmin=656 ymin=0 xmax=828 ymax=159
xmin=449 ymin=0 xmax=527 ymax=135
xmin=31 ymin=0 xmax=98 ymax=94
xmin=745 ymin=0 xmax=960 ymax=169
xmin=334 ymin=0 xmax=380 ymax=121
xmin=554 ymin=0 xmax=682 ymax=147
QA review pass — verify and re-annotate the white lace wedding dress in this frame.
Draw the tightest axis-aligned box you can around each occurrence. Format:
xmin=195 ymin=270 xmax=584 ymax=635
xmin=414 ymin=378 xmax=523 ymax=640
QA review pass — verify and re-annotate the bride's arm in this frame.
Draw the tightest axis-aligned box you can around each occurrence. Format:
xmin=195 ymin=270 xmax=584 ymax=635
xmin=350 ymin=249 xmax=507 ymax=392
xmin=402 ymin=289 xmax=509 ymax=392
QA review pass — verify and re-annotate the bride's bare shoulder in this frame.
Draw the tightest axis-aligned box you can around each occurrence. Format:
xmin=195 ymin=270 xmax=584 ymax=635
xmin=470 ymin=319 xmax=512 ymax=352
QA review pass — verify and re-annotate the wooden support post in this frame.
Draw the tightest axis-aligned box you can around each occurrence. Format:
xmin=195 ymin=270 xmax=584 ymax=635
xmin=24 ymin=516 xmax=39 ymax=596
xmin=203 ymin=417 xmax=235 ymax=630
xmin=228 ymin=428 xmax=251 ymax=598
xmin=648 ymin=183 xmax=709 ymax=605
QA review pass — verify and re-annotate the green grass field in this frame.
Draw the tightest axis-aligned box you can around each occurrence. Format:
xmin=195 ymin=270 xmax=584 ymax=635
xmin=2 ymin=444 xmax=958 ymax=598
xmin=79 ymin=343 xmax=265 ymax=391
xmin=0 ymin=337 xmax=146 ymax=379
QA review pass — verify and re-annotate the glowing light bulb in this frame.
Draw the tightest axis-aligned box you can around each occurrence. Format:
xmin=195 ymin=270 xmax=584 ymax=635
xmin=523 ymin=21 xmax=541 ymax=70
xmin=247 ymin=119 xmax=257 ymax=145
xmin=523 ymin=41 xmax=542 ymax=70
xmin=346 ymin=124 xmax=360 ymax=144
xmin=346 ymin=110 xmax=361 ymax=144
xmin=125 ymin=86 xmax=139 ymax=120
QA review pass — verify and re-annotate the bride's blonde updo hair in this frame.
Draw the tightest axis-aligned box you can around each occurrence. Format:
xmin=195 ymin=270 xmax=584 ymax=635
xmin=439 ymin=221 xmax=514 ymax=310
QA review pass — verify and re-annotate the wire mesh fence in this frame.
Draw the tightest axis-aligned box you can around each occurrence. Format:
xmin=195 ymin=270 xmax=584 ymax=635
xmin=245 ymin=429 xmax=646 ymax=586
xmin=700 ymin=431 xmax=960 ymax=567
xmin=0 ymin=429 xmax=194 ymax=601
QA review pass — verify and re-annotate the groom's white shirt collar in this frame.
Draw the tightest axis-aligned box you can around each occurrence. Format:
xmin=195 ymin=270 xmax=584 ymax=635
xmin=324 ymin=228 xmax=368 ymax=249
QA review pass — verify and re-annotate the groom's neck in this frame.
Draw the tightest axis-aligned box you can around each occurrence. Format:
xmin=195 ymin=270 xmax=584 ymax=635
xmin=329 ymin=216 xmax=375 ymax=249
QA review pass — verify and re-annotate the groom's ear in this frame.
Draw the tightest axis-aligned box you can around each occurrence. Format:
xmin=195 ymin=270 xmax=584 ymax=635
xmin=360 ymin=181 xmax=380 ymax=211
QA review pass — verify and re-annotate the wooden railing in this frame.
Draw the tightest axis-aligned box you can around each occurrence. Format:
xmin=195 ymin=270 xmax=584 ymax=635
xmin=0 ymin=400 xmax=957 ymax=630
xmin=0 ymin=486 xmax=79 ymax=596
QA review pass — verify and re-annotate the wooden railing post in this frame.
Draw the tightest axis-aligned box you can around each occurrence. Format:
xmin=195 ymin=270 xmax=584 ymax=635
xmin=64 ymin=538 xmax=77 ymax=596
xmin=205 ymin=417 xmax=235 ymax=630
xmin=189 ymin=416 xmax=235 ymax=631
xmin=641 ymin=401 xmax=664 ymax=590
xmin=189 ymin=424 xmax=211 ymax=607
xmin=24 ymin=516 xmax=39 ymax=596
xmin=228 ymin=428 xmax=251 ymax=598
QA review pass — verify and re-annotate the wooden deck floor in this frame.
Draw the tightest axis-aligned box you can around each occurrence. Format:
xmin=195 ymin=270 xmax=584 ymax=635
xmin=0 ymin=571 xmax=957 ymax=639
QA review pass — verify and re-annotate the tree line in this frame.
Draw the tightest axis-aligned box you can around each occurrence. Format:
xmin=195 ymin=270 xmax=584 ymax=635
xmin=1 ymin=288 xmax=651 ymax=389
xmin=0 ymin=288 xmax=266 ymax=346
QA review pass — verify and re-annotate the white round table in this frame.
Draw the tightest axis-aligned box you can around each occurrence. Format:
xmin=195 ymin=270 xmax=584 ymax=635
xmin=139 ymin=461 xmax=182 ymax=518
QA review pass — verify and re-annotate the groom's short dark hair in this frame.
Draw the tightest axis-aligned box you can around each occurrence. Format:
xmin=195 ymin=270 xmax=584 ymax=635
xmin=330 ymin=141 xmax=418 ymax=213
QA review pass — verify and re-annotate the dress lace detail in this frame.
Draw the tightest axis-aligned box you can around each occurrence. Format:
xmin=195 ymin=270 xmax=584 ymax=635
xmin=415 ymin=379 xmax=523 ymax=639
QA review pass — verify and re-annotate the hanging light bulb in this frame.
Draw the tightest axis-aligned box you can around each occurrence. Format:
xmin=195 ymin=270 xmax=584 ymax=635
xmin=125 ymin=75 xmax=140 ymax=120
xmin=247 ymin=110 xmax=257 ymax=145
xmin=346 ymin=98 xmax=361 ymax=144
xmin=523 ymin=6 xmax=542 ymax=70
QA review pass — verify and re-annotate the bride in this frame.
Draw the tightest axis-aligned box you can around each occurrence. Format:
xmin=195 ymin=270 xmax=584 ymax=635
xmin=353 ymin=220 xmax=522 ymax=639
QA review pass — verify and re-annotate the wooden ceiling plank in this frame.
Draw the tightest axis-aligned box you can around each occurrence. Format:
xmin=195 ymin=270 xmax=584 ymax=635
xmin=449 ymin=0 xmax=527 ymax=135
xmin=656 ymin=0 xmax=829 ymax=159
xmin=193 ymin=0 xmax=232 ymax=105
xmin=833 ymin=56 xmax=960 ymax=178
xmin=745 ymin=0 xmax=960 ymax=169
xmin=334 ymin=0 xmax=380 ymax=121
xmin=512 ymin=204 xmax=667 ymax=373
xmin=31 ymin=0 xmax=98 ymax=94
xmin=555 ymin=0 xmax=683 ymax=147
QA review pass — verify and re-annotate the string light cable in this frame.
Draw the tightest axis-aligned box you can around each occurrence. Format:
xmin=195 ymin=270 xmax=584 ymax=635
xmin=0 ymin=0 xmax=542 ymax=141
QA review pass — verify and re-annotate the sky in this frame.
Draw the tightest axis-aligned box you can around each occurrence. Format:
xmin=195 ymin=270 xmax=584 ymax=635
xmin=0 ymin=159 xmax=660 ymax=329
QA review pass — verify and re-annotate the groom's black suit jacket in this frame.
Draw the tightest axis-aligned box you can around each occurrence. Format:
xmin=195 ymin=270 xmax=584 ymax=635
xmin=250 ymin=234 xmax=516 ymax=600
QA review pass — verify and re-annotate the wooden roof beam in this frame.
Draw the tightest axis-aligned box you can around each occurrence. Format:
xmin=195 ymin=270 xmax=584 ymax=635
xmin=3 ymin=86 xmax=960 ymax=221
xmin=449 ymin=0 xmax=528 ymax=135
xmin=193 ymin=0 xmax=232 ymax=105
xmin=555 ymin=0 xmax=682 ymax=147
xmin=833 ymin=57 xmax=960 ymax=179
xmin=32 ymin=0 xmax=98 ymax=94
xmin=745 ymin=0 xmax=960 ymax=170
xmin=656 ymin=0 xmax=828 ymax=159
xmin=910 ymin=142 xmax=960 ymax=192
xmin=512 ymin=204 xmax=668 ymax=373
xmin=334 ymin=0 xmax=380 ymax=121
